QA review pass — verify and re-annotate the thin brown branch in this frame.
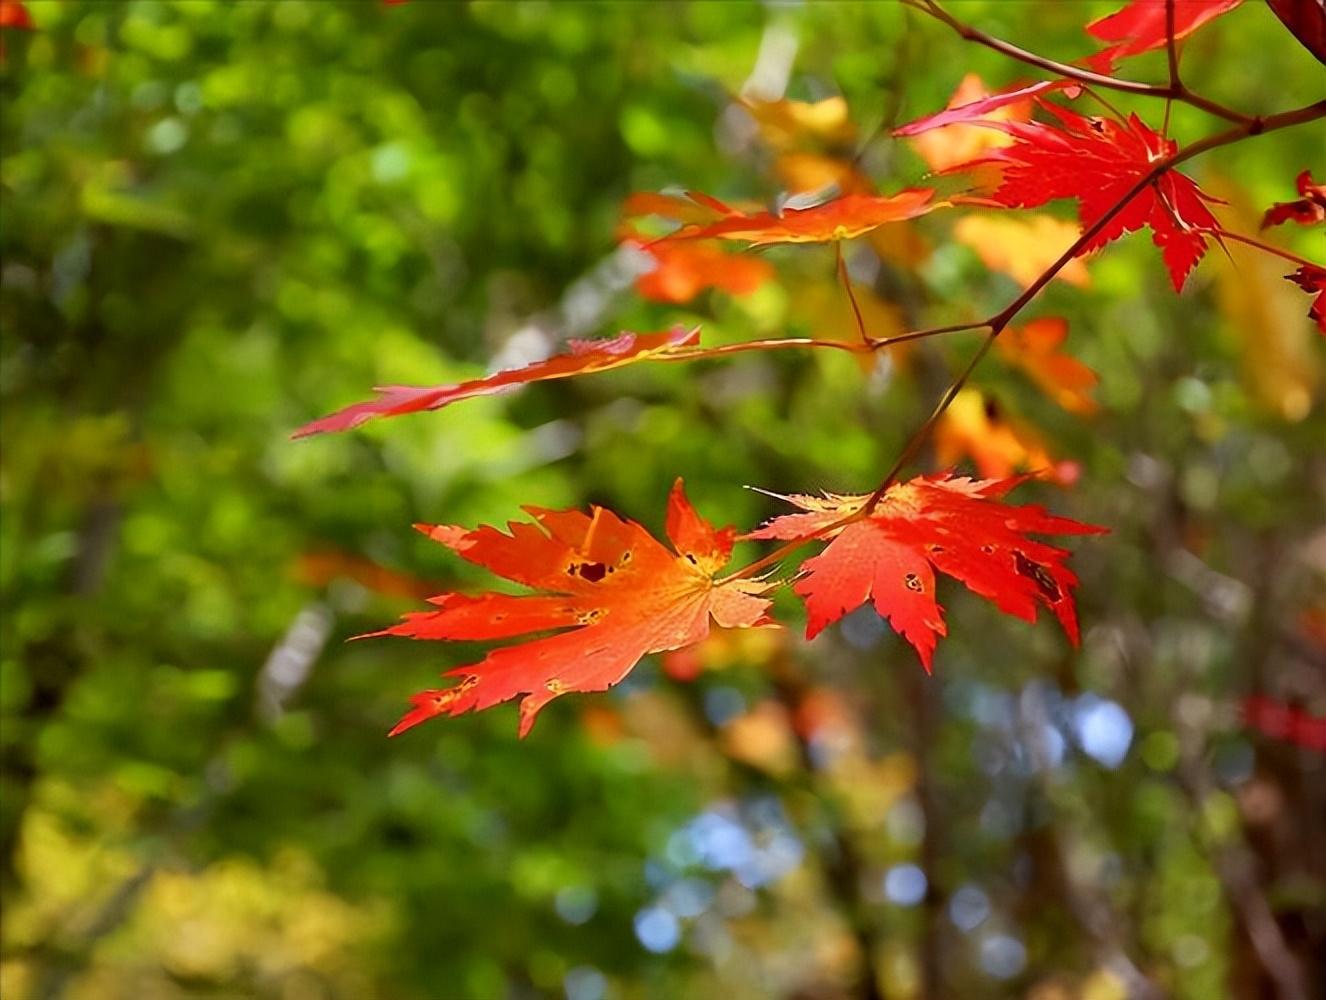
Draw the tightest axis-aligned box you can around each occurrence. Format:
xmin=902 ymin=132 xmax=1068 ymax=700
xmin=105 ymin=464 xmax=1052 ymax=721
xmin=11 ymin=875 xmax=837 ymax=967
xmin=912 ymin=0 xmax=1254 ymax=125
xmin=658 ymin=337 xmax=870 ymax=363
xmin=862 ymin=329 xmax=996 ymax=513
xmin=837 ymin=242 xmax=873 ymax=346
xmin=1211 ymin=228 xmax=1323 ymax=270
xmin=1166 ymin=0 xmax=1181 ymax=91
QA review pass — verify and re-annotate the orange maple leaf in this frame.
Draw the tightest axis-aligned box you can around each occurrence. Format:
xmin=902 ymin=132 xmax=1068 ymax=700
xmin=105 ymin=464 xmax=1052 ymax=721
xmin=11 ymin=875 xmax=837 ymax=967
xmin=738 ymin=95 xmax=869 ymax=196
xmin=295 ymin=326 xmax=698 ymax=437
xmin=935 ymin=388 xmax=1079 ymax=485
xmin=996 ymin=318 xmax=1099 ymax=415
xmin=654 ymin=189 xmax=937 ymax=246
xmin=628 ymin=238 xmax=774 ymax=304
xmin=954 ymin=214 xmax=1091 ymax=289
xmin=747 ymin=475 xmax=1105 ymax=669
xmin=0 ymin=0 xmax=34 ymax=30
xmin=376 ymin=481 xmax=776 ymax=737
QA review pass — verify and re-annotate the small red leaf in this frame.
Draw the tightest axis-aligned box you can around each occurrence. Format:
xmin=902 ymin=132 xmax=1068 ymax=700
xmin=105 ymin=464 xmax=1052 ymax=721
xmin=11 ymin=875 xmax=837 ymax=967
xmin=1285 ymin=264 xmax=1326 ymax=334
xmin=1085 ymin=0 xmax=1244 ymax=72
xmin=295 ymin=326 xmax=698 ymax=437
xmin=1261 ymin=170 xmax=1326 ymax=229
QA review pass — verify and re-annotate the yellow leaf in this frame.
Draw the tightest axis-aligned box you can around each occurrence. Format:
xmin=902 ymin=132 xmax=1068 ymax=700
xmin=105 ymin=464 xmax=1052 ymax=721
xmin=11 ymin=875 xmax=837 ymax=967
xmin=955 ymin=214 xmax=1091 ymax=288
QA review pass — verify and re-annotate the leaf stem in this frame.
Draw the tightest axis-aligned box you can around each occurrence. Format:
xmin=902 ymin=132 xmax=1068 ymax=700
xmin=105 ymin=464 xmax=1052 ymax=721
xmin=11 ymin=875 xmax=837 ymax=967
xmin=658 ymin=337 xmax=870 ymax=363
xmin=1211 ymin=228 xmax=1322 ymax=269
xmin=837 ymin=242 xmax=873 ymax=346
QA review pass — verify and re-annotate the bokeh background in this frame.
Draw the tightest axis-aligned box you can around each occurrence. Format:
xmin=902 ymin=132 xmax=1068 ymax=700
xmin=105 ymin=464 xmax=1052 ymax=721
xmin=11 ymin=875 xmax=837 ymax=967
xmin=2 ymin=2 xmax=1324 ymax=998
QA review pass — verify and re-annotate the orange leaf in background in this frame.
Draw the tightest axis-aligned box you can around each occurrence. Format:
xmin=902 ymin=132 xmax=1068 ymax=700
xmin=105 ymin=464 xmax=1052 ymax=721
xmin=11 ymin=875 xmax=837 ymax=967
xmin=773 ymin=151 xmax=871 ymax=196
xmin=656 ymin=189 xmax=937 ymax=246
xmin=295 ymin=326 xmax=698 ymax=437
xmin=1261 ymin=170 xmax=1326 ymax=229
xmin=629 ymin=238 xmax=774 ymax=304
xmin=1287 ymin=265 xmax=1326 ymax=334
xmin=935 ymin=388 xmax=1079 ymax=485
xmin=996 ymin=318 xmax=1099 ymax=415
xmin=899 ymin=74 xmax=1049 ymax=173
xmin=747 ymin=474 xmax=1105 ymax=668
xmin=623 ymin=190 xmax=741 ymax=228
xmin=721 ymin=700 xmax=799 ymax=776
xmin=660 ymin=625 xmax=784 ymax=682
xmin=0 ymin=0 xmax=33 ymax=30
xmin=739 ymin=95 xmax=868 ymax=196
xmin=294 ymin=550 xmax=436 ymax=601
xmin=740 ymin=94 xmax=857 ymax=151
xmin=786 ymin=278 xmax=910 ymax=372
xmin=1085 ymin=0 xmax=1244 ymax=72
xmin=376 ymin=480 xmax=776 ymax=737
xmin=954 ymin=214 xmax=1091 ymax=289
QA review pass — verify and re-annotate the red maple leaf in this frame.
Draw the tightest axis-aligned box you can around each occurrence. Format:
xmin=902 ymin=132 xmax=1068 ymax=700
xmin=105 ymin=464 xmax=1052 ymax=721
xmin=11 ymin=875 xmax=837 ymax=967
xmin=375 ymin=481 xmax=775 ymax=737
xmin=933 ymin=99 xmax=1222 ymax=291
xmin=1085 ymin=0 xmax=1243 ymax=72
xmin=1286 ymin=264 xmax=1326 ymax=334
xmin=747 ymin=475 xmax=1105 ymax=669
xmin=1261 ymin=169 xmax=1326 ymax=229
xmin=295 ymin=326 xmax=698 ymax=437
xmin=1242 ymin=696 xmax=1326 ymax=753
xmin=654 ymin=189 xmax=937 ymax=246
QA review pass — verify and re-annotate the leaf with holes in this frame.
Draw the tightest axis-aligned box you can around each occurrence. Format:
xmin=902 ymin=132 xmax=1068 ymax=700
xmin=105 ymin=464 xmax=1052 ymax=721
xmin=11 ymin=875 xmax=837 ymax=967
xmin=995 ymin=318 xmax=1099 ymax=415
xmin=295 ymin=326 xmax=698 ymax=437
xmin=747 ymin=475 xmax=1105 ymax=669
xmin=376 ymin=480 xmax=775 ymax=737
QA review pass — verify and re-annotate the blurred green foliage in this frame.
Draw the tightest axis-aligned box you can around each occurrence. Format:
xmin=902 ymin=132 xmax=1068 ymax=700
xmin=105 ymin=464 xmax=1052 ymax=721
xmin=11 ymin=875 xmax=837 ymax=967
xmin=1 ymin=2 xmax=1323 ymax=999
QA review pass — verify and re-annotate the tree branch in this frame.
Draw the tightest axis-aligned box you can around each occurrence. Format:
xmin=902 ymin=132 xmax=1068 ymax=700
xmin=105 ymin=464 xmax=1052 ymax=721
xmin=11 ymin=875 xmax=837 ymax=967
xmin=909 ymin=0 xmax=1254 ymax=125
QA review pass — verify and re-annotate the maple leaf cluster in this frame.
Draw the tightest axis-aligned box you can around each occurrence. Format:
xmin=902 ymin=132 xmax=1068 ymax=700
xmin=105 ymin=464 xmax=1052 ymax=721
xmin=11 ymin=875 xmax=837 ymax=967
xmin=373 ymin=476 xmax=1100 ymax=737
xmin=306 ymin=0 xmax=1323 ymax=737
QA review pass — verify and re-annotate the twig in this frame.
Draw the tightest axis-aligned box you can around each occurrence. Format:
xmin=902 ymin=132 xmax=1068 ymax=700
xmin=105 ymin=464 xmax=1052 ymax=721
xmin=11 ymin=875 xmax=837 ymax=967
xmin=1166 ymin=0 xmax=1181 ymax=92
xmin=908 ymin=0 xmax=1254 ymax=125
xmin=837 ymin=242 xmax=873 ymax=346
xmin=1210 ymin=228 xmax=1322 ymax=270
